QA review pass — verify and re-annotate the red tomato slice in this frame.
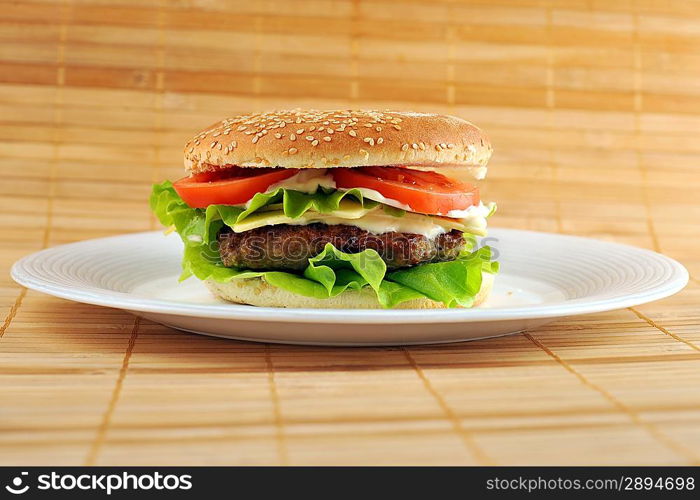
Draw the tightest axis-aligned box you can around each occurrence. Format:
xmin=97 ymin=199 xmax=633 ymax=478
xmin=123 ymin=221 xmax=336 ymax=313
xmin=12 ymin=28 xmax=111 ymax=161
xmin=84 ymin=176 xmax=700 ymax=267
xmin=173 ymin=167 xmax=299 ymax=208
xmin=332 ymin=166 xmax=479 ymax=216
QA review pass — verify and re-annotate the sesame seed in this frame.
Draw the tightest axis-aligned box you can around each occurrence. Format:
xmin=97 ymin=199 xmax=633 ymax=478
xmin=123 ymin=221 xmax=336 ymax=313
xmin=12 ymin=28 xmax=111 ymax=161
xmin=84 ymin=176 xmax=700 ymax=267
xmin=275 ymin=133 xmax=282 ymax=139
xmin=223 ymin=129 xmax=231 ymax=135
xmin=393 ymin=125 xmax=401 ymax=130
xmin=401 ymin=143 xmax=409 ymax=151
xmin=348 ymin=130 xmax=357 ymax=137
xmin=188 ymin=147 xmax=194 ymax=153
xmin=440 ymin=143 xmax=447 ymax=149
xmin=377 ymin=137 xmax=384 ymax=144
xmin=363 ymin=137 xmax=375 ymax=146
xmin=447 ymin=143 xmax=454 ymax=149
xmin=252 ymin=136 xmax=260 ymax=144
xmin=232 ymin=141 xmax=237 ymax=148
xmin=217 ymin=143 xmax=223 ymax=150
xmin=376 ymin=126 xmax=382 ymax=132
xmin=419 ymin=142 xmax=426 ymax=150
xmin=311 ymin=140 xmax=319 ymax=146
xmin=327 ymin=128 xmax=333 ymax=134
xmin=194 ymin=140 xmax=200 ymax=146
xmin=309 ymin=126 xmax=316 ymax=132
xmin=213 ymin=131 xmax=221 ymax=137
xmin=210 ymin=141 xmax=218 ymax=148
xmin=364 ymin=123 xmax=372 ymax=127
xmin=411 ymin=143 xmax=418 ymax=150
xmin=296 ymin=129 xmax=305 ymax=134
xmin=237 ymin=126 xmax=246 ymax=131
xmin=305 ymin=136 xmax=314 ymax=141
xmin=289 ymin=148 xmax=298 ymax=155
xmin=435 ymin=144 xmax=442 ymax=151
xmin=290 ymin=134 xmax=296 ymax=141
xmin=323 ymin=136 xmax=331 ymax=142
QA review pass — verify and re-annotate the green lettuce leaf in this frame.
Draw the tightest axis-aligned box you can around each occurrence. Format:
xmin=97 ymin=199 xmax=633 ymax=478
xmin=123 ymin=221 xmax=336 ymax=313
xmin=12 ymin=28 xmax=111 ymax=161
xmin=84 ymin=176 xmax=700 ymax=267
xmin=149 ymin=181 xmax=499 ymax=308
xmin=179 ymin=239 xmax=495 ymax=308
xmin=181 ymin=243 xmax=375 ymax=300
xmin=388 ymin=246 xmax=498 ymax=308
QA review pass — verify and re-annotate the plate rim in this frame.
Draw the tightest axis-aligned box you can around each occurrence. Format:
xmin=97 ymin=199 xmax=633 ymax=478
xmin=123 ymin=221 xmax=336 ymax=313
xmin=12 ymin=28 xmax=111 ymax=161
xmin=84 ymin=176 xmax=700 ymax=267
xmin=10 ymin=228 xmax=689 ymax=324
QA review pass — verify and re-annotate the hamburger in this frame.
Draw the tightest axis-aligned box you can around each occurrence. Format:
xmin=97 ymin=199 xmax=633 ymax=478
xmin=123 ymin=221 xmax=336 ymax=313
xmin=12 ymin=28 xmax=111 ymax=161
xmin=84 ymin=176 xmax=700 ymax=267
xmin=150 ymin=109 xmax=498 ymax=309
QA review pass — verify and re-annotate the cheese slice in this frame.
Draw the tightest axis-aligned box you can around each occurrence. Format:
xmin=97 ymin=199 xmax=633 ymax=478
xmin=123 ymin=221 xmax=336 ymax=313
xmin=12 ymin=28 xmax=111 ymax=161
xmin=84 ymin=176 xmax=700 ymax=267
xmin=231 ymin=200 xmax=487 ymax=238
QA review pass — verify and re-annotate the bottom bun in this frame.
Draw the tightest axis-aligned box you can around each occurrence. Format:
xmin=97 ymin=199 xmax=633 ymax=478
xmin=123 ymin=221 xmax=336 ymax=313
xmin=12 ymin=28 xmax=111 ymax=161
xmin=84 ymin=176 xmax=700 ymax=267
xmin=205 ymin=272 xmax=494 ymax=309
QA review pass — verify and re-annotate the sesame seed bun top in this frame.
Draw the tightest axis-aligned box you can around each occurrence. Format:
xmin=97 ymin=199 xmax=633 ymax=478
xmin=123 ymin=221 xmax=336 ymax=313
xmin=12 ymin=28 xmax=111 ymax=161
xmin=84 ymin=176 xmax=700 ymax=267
xmin=184 ymin=109 xmax=492 ymax=174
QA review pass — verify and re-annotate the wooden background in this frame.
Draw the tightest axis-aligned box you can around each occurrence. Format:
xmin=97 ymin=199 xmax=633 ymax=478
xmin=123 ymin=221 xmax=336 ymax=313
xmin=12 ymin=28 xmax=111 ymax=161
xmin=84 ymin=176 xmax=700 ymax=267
xmin=2 ymin=0 xmax=700 ymax=465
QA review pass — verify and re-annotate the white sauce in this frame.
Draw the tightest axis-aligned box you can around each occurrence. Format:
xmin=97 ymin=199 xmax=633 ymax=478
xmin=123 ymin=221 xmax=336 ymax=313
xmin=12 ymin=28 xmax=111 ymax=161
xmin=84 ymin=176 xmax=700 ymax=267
xmin=341 ymin=186 xmax=414 ymax=212
xmin=445 ymin=201 xmax=494 ymax=219
xmin=470 ymin=166 xmax=487 ymax=180
xmin=266 ymin=169 xmax=336 ymax=194
xmin=351 ymin=190 xmax=493 ymax=236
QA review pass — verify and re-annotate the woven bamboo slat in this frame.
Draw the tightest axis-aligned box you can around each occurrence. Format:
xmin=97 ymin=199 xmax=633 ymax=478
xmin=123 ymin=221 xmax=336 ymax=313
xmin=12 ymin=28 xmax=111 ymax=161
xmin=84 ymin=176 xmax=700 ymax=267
xmin=1 ymin=0 xmax=699 ymax=465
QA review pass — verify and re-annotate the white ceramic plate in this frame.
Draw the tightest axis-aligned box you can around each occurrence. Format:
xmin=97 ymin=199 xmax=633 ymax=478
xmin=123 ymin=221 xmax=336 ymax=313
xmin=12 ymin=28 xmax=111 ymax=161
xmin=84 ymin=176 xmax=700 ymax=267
xmin=11 ymin=229 xmax=688 ymax=346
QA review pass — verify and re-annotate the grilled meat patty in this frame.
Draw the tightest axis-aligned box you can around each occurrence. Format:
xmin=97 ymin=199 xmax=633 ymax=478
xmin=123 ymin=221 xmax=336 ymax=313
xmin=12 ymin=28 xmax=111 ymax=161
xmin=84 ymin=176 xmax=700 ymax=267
xmin=217 ymin=223 xmax=465 ymax=271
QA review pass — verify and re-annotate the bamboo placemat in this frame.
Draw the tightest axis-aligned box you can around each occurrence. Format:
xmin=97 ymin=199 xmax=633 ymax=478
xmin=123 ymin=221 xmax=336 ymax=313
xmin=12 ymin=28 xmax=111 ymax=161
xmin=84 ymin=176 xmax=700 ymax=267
xmin=1 ymin=0 xmax=699 ymax=465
